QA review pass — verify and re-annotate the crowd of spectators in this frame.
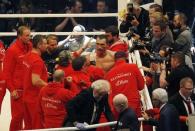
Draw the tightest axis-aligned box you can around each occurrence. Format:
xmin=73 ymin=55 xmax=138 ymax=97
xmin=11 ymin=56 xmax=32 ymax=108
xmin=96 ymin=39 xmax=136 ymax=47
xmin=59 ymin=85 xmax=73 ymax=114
xmin=0 ymin=0 xmax=195 ymax=131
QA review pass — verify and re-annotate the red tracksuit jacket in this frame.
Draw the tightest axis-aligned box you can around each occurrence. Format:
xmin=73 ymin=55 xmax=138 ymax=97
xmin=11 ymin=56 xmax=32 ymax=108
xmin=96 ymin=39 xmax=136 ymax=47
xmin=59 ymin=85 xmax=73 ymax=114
xmin=55 ymin=64 xmax=74 ymax=77
xmin=0 ymin=41 xmax=5 ymax=113
xmin=23 ymin=52 xmax=48 ymax=103
xmin=3 ymin=39 xmax=32 ymax=92
xmin=109 ymin=40 xmax=128 ymax=52
xmin=70 ymin=70 xmax=91 ymax=93
xmin=105 ymin=60 xmax=144 ymax=116
xmin=37 ymin=82 xmax=77 ymax=128
xmin=86 ymin=65 xmax=105 ymax=81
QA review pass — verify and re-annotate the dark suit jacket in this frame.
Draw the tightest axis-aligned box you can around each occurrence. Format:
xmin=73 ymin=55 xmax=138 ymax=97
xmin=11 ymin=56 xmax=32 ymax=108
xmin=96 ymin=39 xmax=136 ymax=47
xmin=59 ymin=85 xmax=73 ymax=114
xmin=169 ymin=93 xmax=195 ymax=131
xmin=114 ymin=108 xmax=139 ymax=131
xmin=65 ymin=88 xmax=114 ymax=126
xmin=145 ymin=104 xmax=180 ymax=131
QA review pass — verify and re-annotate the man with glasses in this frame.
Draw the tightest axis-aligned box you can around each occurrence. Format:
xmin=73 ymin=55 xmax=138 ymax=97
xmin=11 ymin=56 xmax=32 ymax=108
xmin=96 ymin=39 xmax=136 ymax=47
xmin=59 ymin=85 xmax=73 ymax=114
xmin=169 ymin=77 xmax=195 ymax=131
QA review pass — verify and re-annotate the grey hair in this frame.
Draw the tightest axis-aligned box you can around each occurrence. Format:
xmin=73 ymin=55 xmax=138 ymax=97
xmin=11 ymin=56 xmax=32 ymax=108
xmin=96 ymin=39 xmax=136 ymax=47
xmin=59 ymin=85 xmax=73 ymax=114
xmin=152 ymin=88 xmax=168 ymax=103
xmin=91 ymin=79 xmax=110 ymax=93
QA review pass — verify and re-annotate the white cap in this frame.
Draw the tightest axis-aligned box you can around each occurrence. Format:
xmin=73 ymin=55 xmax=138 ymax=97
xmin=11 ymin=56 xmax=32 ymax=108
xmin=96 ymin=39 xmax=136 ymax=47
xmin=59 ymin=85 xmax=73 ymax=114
xmin=73 ymin=24 xmax=86 ymax=32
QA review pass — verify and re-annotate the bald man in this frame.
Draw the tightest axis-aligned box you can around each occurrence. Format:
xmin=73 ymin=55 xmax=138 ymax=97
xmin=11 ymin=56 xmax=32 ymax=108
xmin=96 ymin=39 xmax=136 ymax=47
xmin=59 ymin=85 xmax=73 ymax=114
xmin=36 ymin=70 xmax=77 ymax=128
xmin=113 ymin=94 xmax=139 ymax=131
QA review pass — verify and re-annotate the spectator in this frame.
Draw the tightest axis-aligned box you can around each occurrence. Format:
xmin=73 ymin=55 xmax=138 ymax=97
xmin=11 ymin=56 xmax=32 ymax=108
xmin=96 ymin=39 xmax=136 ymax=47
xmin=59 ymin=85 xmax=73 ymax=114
xmin=22 ymin=35 xmax=48 ymax=129
xmin=36 ymin=69 xmax=77 ymax=128
xmin=64 ymin=79 xmax=114 ymax=130
xmin=55 ymin=0 xmax=87 ymax=32
xmin=3 ymin=26 xmax=32 ymax=131
xmin=105 ymin=51 xmax=144 ymax=117
xmin=113 ymin=94 xmax=139 ymax=131
xmin=8 ymin=0 xmax=40 ymax=32
xmin=88 ymin=0 xmax=117 ymax=31
xmin=191 ymin=17 xmax=195 ymax=70
xmin=172 ymin=13 xmax=193 ymax=69
xmin=169 ymin=77 xmax=195 ymax=131
xmin=172 ymin=13 xmax=192 ymax=55
xmin=142 ymin=88 xmax=180 ymax=131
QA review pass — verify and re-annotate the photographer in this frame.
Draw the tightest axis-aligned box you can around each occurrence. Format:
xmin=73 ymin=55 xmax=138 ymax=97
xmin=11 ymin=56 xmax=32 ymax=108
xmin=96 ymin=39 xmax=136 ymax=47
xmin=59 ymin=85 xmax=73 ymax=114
xmin=119 ymin=0 xmax=149 ymax=38
xmin=159 ymin=52 xmax=195 ymax=98
xmin=142 ymin=47 xmax=171 ymax=95
xmin=151 ymin=19 xmax=174 ymax=53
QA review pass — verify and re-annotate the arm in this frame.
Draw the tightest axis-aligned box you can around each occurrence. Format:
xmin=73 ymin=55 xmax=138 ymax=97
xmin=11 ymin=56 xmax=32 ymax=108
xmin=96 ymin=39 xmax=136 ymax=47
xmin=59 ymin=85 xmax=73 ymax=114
xmin=55 ymin=18 xmax=70 ymax=32
xmin=32 ymin=73 xmax=47 ymax=87
xmin=31 ymin=61 xmax=47 ymax=87
xmin=159 ymin=70 xmax=168 ymax=88
xmin=70 ymin=17 xmax=78 ymax=27
xmin=104 ymin=95 xmax=114 ymax=122
xmin=133 ymin=64 xmax=145 ymax=90
xmin=119 ymin=21 xmax=131 ymax=33
xmin=3 ymin=48 xmax=16 ymax=92
xmin=59 ymin=88 xmax=76 ymax=101
xmin=159 ymin=63 xmax=168 ymax=88
xmin=66 ymin=90 xmax=88 ymax=122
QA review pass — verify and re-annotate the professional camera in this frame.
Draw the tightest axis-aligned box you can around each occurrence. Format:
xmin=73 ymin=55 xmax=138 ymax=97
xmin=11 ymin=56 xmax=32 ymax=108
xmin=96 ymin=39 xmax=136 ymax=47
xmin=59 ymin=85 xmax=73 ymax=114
xmin=129 ymin=40 xmax=145 ymax=52
xmin=126 ymin=3 xmax=135 ymax=22
xmin=149 ymin=53 xmax=167 ymax=63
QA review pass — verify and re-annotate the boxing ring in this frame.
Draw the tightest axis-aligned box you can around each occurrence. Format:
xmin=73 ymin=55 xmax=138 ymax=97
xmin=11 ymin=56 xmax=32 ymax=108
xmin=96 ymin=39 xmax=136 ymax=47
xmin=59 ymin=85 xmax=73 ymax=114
xmin=0 ymin=0 xmax=161 ymax=130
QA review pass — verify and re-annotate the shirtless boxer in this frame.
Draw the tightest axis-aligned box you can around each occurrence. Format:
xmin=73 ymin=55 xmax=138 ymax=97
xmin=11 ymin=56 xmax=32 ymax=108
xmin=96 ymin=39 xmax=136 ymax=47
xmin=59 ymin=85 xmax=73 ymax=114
xmin=87 ymin=35 xmax=115 ymax=72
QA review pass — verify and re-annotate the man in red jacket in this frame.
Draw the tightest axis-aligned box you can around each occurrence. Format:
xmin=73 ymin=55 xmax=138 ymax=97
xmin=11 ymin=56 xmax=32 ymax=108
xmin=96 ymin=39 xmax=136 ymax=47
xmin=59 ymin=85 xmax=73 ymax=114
xmin=37 ymin=69 xmax=77 ymax=128
xmin=105 ymin=51 xmax=144 ymax=117
xmin=105 ymin=25 xmax=128 ymax=52
xmin=23 ymin=35 xmax=48 ymax=129
xmin=3 ymin=26 xmax=32 ymax=131
xmin=0 ymin=40 xmax=5 ymax=114
xmin=70 ymin=56 xmax=91 ymax=93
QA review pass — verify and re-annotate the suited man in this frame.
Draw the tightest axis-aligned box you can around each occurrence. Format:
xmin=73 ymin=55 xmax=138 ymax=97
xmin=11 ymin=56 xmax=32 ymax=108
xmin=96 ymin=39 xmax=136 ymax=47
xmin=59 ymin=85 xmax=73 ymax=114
xmin=64 ymin=79 xmax=114 ymax=130
xmin=169 ymin=77 xmax=195 ymax=131
xmin=142 ymin=88 xmax=180 ymax=131
xmin=113 ymin=94 xmax=139 ymax=131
